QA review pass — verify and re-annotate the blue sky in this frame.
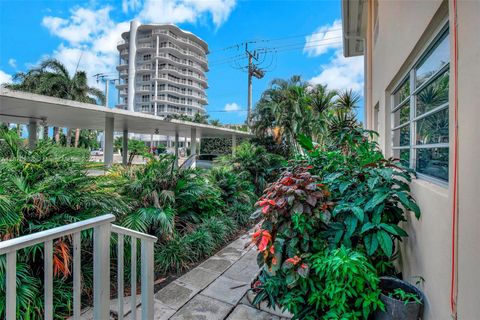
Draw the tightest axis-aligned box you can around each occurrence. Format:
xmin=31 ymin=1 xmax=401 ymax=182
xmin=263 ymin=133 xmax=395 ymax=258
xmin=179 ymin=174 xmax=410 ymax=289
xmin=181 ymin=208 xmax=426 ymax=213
xmin=0 ymin=0 xmax=364 ymax=124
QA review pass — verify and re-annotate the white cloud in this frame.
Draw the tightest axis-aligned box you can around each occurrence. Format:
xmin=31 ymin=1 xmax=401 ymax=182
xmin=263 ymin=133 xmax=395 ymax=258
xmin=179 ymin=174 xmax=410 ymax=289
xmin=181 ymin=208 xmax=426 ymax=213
xmin=122 ymin=0 xmax=141 ymax=13
xmin=304 ymin=20 xmax=364 ymax=94
xmin=50 ymin=44 xmax=117 ymax=89
xmin=8 ymin=59 xmax=17 ymax=68
xmin=42 ymin=7 xmax=114 ymax=45
xmin=136 ymin=0 xmax=236 ymax=27
xmin=0 ymin=70 xmax=12 ymax=85
xmin=224 ymin=102 xmax=241 ymax=112
xmin=40 ymin=1 xmax=236 ymax=89
xmin=309 ymin=50 xmax=364 ymax=93
xmin=40 ymin=7 xmax=130 ymax=88
xmin=304 ymin=19 xmax=343 ymax=57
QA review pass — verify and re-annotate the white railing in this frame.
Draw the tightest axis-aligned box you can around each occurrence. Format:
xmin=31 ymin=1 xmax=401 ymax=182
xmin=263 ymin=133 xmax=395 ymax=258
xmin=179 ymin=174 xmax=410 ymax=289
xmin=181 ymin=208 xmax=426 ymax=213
xmin=154 ymin=53 xmax=206 ymax=74
xmin=152 ymin=29 xmax=206 ymax=54
xmin=0 ymin=214 xmax=157 ymax=320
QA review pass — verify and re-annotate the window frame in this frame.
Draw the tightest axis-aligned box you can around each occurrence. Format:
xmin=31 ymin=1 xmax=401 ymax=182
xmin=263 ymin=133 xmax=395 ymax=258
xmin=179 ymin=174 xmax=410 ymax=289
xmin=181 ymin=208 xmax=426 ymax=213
xmin=391 ymin=24 xmax=450 ymax=186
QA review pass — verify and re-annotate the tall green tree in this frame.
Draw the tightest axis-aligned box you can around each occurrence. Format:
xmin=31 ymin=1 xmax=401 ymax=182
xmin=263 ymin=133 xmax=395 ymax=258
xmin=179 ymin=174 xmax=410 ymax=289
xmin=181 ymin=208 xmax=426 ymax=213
xmin=309 ymin=84 xmax=338 ymax=144
xmin=251 ymin=76 xmax=362 ymax=153
xmin=5 ymin=59 xmax=105 ymax=146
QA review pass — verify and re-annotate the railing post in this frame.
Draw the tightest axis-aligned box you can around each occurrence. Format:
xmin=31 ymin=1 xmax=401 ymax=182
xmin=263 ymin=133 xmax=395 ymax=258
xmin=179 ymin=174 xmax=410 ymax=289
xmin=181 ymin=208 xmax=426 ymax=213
xmin=141 ymin=239 xmax=154 ymax=320
xmin=131 ymin=236 xmax=137 ymax=320
xmin=6 ymin=251 xmax=16 ymax=320
xmin=73 ymin=232 xmax=81 ymax=320
xmin=117 ymin=234 xmax=125 ymax=320
xmin=93 ymin=223 xmax=111 ymax=320
xmin=44 ymin=240 xmax=53 ymax=320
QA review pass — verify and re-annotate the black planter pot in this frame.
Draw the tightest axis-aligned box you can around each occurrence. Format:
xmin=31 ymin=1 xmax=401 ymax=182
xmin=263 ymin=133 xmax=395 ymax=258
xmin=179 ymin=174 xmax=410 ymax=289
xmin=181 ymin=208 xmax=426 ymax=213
xmin=374 ymin=277 xmax=424 ymax=320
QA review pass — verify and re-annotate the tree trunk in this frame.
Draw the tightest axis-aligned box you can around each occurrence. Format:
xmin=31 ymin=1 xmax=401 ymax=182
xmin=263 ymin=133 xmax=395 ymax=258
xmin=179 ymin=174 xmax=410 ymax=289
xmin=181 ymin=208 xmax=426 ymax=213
xmin=43 ymin=126 xmax=49 ymax=140
xmin=54 ymin=127 xmax=60 ymax=143
xmin=66 ymin=128 xmax=73 ymax=147
xmin=17 ymin=124 xmax=21 ymax=136
xmin=74 ymin=128 xmax=80 ymax=148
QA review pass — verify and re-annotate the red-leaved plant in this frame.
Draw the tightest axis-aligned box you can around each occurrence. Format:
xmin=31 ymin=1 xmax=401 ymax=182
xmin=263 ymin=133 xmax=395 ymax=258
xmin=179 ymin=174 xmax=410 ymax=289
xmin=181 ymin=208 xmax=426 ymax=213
xmin=251 ymin=166 xmax=332 ymax=285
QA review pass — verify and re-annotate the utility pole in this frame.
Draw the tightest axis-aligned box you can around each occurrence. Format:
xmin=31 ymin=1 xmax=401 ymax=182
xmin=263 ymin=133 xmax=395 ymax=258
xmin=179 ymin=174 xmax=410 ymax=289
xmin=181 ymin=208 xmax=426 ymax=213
xmin=247 ymin=53 xmax=252 ymax=126
xmin=105 ymin=79 xmax=109 ymax=107
xmin=94 ymin=74 xmax=118 ymax=107
xmin=245 ymin=43 xmax=265 ymax=127
xmin=93 ymin=74 xmax=117 ymax=151
xmin=246 ymin=43 xmax=257 ymax=127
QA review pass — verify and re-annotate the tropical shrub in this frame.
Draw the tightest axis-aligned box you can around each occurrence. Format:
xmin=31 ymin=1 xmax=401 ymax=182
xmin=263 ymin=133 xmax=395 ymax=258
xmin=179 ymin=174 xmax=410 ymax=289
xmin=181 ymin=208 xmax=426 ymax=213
xmin=250 ymin=126 xmax=421 ymax=319
xmin=0 ymin=129 xmax=275 ymax=318
xmin=155 ymin=235 xmax=193 ymax=274
xmin=200 ymin=137 xmax=246 ymax=155
xmin=114 ymin=137 xmax=149 ymax=165
xmin=0 ymin=131 xmax=125 ymax=319
xmin=298 ymin=128 xmax=420 ymax=273
xmin=254 ymin=247 xmax=384 ymax=320
xmin=217 ymin=142 xmax=285 ymax=195
xmin=175 ymin=169 xmax=225 ymax=223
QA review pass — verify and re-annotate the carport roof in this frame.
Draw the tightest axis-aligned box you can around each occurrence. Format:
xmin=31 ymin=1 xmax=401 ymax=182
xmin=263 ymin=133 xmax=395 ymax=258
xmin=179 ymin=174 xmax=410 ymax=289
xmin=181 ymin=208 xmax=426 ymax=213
xmin=0 ymin=88 xmax=252 ymax=138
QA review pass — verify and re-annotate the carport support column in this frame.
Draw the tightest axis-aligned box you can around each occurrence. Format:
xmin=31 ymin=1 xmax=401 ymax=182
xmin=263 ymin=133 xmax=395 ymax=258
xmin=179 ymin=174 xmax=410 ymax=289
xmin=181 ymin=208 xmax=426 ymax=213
xmin=232 ymin=134 xmax=237 ymax=155
xmin=122 ymin=130 xmax=128 ymax=166
xmin=28 ymin=120 xmax=38 ymax=149
xmin=190 ymin=127 xmax=197 ymax=156
xmin=174 ymin=128 xmax=179 ymax=168
xmin=104 ymin=117 xmax=114 ymax=166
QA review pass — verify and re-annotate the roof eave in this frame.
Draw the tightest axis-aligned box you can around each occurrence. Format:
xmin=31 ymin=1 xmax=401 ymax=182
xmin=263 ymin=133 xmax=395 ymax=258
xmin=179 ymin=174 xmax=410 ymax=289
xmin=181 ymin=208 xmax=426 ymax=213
xmin=342 ymin=0 xmax=367 ymax=57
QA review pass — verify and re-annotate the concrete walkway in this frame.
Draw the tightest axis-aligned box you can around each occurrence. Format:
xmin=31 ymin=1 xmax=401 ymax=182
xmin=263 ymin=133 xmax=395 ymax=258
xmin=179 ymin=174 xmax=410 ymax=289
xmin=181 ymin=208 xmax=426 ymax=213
xmin=124 ymin=232 xmax=290 ymax=320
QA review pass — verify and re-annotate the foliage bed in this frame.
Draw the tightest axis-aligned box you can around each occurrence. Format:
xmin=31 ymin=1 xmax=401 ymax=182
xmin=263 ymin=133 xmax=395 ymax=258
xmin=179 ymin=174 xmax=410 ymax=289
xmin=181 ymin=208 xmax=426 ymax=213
xmin=0 ymin=128 xmax=283 ymax=319
xmin=250 ymin=126 xmax=421 ymax=319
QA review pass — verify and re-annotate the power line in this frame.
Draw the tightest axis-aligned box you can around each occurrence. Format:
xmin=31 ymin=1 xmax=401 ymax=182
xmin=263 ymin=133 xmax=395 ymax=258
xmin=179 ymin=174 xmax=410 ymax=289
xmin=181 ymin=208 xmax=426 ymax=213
xmin=207 ymin=109 xmax=248 ymax=113
xmin=210 ymin=35 xmax=342 ymax=65
xmin=255 ymin=26 xmax=343 ymax=44
xmin=209 ymin=39 xmax=343 ymax=67
xmin=258 ymin=36 xmax=342 ymax=52
xmin=208 ymin=26 xmax=342 ymax=54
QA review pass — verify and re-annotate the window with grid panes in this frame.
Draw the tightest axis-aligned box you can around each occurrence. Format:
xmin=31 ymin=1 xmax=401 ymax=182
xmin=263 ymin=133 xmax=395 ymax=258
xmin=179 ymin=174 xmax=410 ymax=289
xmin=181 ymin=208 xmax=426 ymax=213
xmin=391 ymin=28 xmax=449 ymax=182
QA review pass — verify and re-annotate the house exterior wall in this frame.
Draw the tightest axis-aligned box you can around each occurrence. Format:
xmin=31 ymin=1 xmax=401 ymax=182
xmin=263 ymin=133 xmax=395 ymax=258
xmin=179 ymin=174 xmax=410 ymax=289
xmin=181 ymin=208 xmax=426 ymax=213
xmin=452 ymin=1 xmax=480 ymax=318
xmin=362 ymin=0 xmax=480 ymax=319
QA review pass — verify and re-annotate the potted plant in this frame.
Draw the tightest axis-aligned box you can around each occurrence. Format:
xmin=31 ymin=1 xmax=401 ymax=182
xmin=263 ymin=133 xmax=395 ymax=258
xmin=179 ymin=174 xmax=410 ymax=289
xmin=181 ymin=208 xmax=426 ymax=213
xmin=374 ymin=277 xmax=424 ymax=320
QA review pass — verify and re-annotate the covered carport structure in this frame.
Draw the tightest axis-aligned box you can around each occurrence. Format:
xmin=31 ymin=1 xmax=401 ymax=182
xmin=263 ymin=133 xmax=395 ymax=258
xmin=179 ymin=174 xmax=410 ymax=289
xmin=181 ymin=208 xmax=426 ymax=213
xmin=0 ymin=88 xmax=252 ymax=166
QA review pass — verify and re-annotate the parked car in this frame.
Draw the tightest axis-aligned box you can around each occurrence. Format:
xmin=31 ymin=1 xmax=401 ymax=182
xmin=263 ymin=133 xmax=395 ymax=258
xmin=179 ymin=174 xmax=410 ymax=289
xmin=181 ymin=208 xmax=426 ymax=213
xmin=90 ymin=149 xmax=103 ymax=156
xmin=196 ymin=154 xmax=218 ymax=169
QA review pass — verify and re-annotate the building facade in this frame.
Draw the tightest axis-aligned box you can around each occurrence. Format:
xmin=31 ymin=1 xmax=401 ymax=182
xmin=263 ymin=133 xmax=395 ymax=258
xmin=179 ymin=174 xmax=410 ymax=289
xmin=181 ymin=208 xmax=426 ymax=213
xmin=116 ymin=21 xmax=209 ymax=118
xmin=342 ymin=0 xmax=480 ymax=319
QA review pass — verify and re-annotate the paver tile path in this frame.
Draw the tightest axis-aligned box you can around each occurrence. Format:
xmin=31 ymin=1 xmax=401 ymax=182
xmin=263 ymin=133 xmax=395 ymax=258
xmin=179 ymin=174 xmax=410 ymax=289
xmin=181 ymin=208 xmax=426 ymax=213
xmin=131 ymin=231 xmax=292 ymax=319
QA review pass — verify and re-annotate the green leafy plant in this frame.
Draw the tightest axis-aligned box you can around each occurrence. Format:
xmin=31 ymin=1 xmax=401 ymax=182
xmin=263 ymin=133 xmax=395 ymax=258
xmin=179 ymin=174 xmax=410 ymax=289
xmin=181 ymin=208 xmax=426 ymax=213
xmin=309 ymin=247 xmax=384 ymax=319
xmin=0 ymin=131 xmax=125 ymax=318
xmin=253 ymin=247 xmax=384 ymax=319
xmin=251 ymin=128 xmax=421 ymax=319
xmin=114 ymin=137 xmax=149 ymax=165
xmin=217 ymin=142 xmax=285 ymax=195
xmin=0 ymin=128 xmax=278 ymax=317
xmin=154 ymin=235 xmax=193 ymax=274
xmin=298 ymin=129 xmax=421 ymax=267
xmin=387 ymin=288 xmax=422 ymax=305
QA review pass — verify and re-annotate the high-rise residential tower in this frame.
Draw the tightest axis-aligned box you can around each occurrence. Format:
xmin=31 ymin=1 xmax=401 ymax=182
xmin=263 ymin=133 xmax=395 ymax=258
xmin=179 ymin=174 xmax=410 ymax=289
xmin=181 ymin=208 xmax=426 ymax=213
xmin=116 ymin=21 xmax=208 ymax=118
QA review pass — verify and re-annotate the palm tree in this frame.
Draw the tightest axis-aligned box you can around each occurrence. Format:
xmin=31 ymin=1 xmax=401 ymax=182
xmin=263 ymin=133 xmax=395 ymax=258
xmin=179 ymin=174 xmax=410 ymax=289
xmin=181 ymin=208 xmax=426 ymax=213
xmin=308 ymin=84 xmax=337 ymax=144
xmin=5 ymin=59 xmax=105 ymax=146
xmin=258 ymin=76 xmax=312 ymax=152
xmin=335 ymin=89 xmax=361 ymax=113
xmin=193 ymin=112 xmax=209 ymax=124
xmin=209 ymin=119 xmax=221 ymax=127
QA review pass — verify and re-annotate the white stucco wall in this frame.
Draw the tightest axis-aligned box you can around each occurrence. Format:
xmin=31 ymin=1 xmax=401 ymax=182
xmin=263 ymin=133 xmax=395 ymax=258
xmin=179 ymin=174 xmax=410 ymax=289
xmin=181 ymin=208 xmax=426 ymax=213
xmin=453 ymin=1 xmax=480 ymax=318
xmin=363 ymin=0 xmax=480 ymax=318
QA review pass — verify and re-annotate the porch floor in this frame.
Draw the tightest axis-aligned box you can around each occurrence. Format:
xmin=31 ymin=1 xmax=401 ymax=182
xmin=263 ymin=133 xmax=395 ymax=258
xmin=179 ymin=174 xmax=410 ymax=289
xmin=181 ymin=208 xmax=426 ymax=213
xmin=127 ymin=232 xmax=290 ymax=319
